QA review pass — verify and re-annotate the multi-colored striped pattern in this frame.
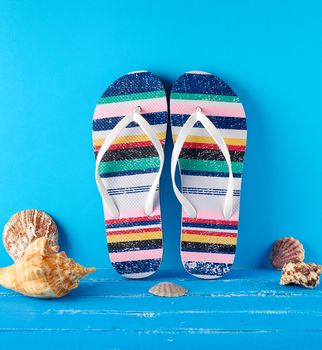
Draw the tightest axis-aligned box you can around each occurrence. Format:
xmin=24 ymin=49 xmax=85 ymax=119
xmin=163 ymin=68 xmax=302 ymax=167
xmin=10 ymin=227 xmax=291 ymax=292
xmin=170 ymin=71 xmax=247 ymax=279
xmin=92 ymin=71 xmax=167 ymax=278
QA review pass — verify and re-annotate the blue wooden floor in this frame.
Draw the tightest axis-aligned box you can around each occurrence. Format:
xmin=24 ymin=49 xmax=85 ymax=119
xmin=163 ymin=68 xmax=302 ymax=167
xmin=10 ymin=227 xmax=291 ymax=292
xmin=0 ymin=268 xmax=321 ymax=349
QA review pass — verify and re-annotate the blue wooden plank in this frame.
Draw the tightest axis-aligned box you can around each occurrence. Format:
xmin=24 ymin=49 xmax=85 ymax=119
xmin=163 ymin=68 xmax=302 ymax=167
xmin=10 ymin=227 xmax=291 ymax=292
xmin=0 ymin=268 xmax=321 ymax=349
xmin=1 ymin=330 xmax=322 ymax=350
xmin=0 ymin=301 xmax=321 ymax=331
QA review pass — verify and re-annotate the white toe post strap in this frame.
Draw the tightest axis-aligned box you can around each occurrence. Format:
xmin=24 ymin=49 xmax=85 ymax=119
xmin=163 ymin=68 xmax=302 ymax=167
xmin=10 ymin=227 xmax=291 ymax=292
xmin=171 ymin=107 xmax=234 ymax=219
xmin=95 ymin=107 xmax=164 ymax=219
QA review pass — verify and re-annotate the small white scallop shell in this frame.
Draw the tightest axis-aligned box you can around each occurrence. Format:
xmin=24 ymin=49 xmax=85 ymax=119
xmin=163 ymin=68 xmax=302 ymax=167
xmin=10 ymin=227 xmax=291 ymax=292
xmin=149 ymin=282 xmax=187 ymax=297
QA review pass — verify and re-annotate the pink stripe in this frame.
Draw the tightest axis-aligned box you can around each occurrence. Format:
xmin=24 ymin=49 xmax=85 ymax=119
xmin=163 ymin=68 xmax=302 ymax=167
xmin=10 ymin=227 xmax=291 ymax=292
xmin=171 ymin=103 xmax=245 ymax=118
xmin=94 ymin=99 xmax=167 ymax=119
xmin=182 ymin=210 xmax=240 ymax=221
xmin=181 ymin=251 xmax=235 ymax=264
xmin=104 ymin=207 xmax=161 ymax=219
xmin=109 ymin=249 xmax=163 ymax=262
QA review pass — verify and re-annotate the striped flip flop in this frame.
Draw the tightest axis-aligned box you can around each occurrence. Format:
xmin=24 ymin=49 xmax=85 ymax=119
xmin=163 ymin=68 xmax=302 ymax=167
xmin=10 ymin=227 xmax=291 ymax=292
xmin=170 ymin=71 xmax=247 ymax=279
xmin=92 ymin=71 xmax=167 ymax=279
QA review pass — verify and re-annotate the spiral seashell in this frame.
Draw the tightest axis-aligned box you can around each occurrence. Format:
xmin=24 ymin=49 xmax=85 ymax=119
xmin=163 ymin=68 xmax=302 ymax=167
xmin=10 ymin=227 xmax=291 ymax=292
xmin=0 ymin=237 xmax=96 ymax=298
xmin=3 ymin=209 xmax=59 ymax=262
xmin=270 ymin=237 xmax=304 ymax=269
xmin=280 ymin=262 xmax=322 ymax=288
xmin=149 ymin=282 xmax=187 ymax=297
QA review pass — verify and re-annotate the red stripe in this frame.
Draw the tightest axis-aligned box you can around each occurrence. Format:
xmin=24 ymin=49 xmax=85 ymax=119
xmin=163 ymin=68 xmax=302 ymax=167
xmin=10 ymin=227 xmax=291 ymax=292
xmin=106 ymin=215 xmax=161 ymax=225
xmin=108 ymin=227 xmax=161 ymax=235
xmin=95 ymin=140 xmax=165 ymax=152
xmin=182 ymin=142 xmax=245 ymax=152
xmin=182 ymin=230 xmax=237 ymax=237
xmin=182 ymin=218 xmax=238 ymax=226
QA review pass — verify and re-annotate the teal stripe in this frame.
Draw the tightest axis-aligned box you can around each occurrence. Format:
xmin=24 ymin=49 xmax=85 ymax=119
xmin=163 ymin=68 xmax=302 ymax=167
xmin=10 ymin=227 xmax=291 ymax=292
xmin=179 ymin=158 xmax=243 ymax=173
xmin=98 ymin=90 xmax=165 ymax=104
xmin=99 ymin=157 xmax=160 ymax=174
xmin=171 ymin=92 xmax=240 ymax=103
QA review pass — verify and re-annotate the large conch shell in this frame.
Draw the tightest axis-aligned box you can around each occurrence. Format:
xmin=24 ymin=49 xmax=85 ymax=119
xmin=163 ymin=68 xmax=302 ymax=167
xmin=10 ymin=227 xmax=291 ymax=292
xmin=3 ymin=209 xmax=59 ymax=262
xmin=0 ymin=237 xmax=95 ymax=298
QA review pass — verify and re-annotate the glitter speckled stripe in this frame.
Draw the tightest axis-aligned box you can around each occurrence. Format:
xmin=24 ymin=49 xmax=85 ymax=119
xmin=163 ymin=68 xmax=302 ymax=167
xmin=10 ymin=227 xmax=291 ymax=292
xmin=170 ymin=71 xmax=247 ymax=279
xmin=93 ymin=71 xmax=167 ymax=278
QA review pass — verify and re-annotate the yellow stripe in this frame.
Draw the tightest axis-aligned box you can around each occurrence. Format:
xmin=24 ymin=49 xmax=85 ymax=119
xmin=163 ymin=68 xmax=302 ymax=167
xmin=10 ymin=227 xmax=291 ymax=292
xmin=182 ymin=234 xmax=237 ymax=245
xmin=173 ymin=135 xmax=246 ymax=146
xmin=108 ymin=231 xmax=162 ymax=243
xmin=94 ymin=132 xmax=166 ymax=147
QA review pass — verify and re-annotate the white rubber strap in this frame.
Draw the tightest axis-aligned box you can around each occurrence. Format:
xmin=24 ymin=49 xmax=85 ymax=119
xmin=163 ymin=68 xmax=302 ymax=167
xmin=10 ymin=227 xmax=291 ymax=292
xmin=95 ymin=108 xmax=164 ymax=219
xmin=171 ymin=107 xmax=234 ymax=219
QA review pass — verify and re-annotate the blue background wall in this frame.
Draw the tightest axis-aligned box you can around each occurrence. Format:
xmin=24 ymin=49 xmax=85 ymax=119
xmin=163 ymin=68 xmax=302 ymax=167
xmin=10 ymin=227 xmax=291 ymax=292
xmin=0 ymin=0 xmax=321 ymax=270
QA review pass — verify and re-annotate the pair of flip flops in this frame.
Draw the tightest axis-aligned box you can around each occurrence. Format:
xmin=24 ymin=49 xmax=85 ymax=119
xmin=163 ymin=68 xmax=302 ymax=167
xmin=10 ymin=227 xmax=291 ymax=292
xmin=92 ymin=70 xmax=247 ymax=279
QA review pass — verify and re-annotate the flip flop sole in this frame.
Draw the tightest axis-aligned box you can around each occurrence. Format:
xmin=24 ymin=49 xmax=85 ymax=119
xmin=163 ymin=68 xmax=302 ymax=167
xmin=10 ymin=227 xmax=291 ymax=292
xmin=170 ymin=71 xmax=247 ymax=279
xmin=93 ymin=71 xmax=167 ymax=278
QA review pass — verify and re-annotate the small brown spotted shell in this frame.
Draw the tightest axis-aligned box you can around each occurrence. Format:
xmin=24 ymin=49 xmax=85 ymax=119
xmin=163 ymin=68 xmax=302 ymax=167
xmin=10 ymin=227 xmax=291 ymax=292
xmin=149 ymin=282 xmax=187 ymax=297
xmin=3 ymin=209 xmax=59 ymax=262
xmin=280 ymin=262 xmax=322 ymax=288
xmin=270 ymin=237 xmax=304 ymax=269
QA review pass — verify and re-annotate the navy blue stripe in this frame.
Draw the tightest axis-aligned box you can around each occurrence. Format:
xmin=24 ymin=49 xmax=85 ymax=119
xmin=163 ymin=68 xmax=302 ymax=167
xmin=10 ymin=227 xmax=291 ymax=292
xmin=93 ymin=112 xmax=167 ymax=131
xmin=98 ymin=146 xmax=158 ymax=162
xmin=106 ymin=220 xmax=161 ymax=229
xmin=181 ymin=170 xmax=242 ymax=178
xmin=108 ymin=189 xmax=150 ymax=195
xmin=183 ymin=261 xmax=232 ymax=277
xmin=179 ymin=148 xmax=245 ymax=163
xmin=108 ymin=185 xmax=153 ymax=195
xmin=102 ymin=72 xmax=164 ymax=97
xmin=182 ymin=189 xmax=240 ymax=196
xmin=108 ymin=240 xmax=162 ymax=253
xmin=112 ymin=259 xmax=162 ymax=275
xmin=182 ymin=222 xmax=238 ymax=230
xmin=109 ymin=185 xmax=151 ymax=191
xmin=172 ymin=73 xmax=237 ymax=96
xmin=183 ymin=187 xmax=240 ymax=193
xmin=100 ymin=168 xmax=159 ymax=178
xmin=171 ymin=114 xmax=246 ymax=130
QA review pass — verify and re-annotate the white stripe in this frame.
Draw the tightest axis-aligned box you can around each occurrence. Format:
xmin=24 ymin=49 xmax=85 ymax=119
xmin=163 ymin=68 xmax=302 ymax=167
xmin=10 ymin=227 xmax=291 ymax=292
xmin=180 ymin=176 xmax=242 ymax=191
xmin=101 ymin=190 xmax=160 ymax=212
xmin=107 ymin=224 xmax=161 ymax=231
xmin=101 ymin=173 xmax=158 ymax=190
xmin=93 ymin=124 xmax=166 ymax=140
xmin=172 ymin=126 xmax=247 ymax=139
xmin=182 ymin=226 xmax=238 ymax=233
xmin=181 ymin=190 xmax=241 ymax=213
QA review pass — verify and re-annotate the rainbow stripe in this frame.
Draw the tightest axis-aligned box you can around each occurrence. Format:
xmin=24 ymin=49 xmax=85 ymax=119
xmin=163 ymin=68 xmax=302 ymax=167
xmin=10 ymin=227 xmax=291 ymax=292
xmin=170 ymin=71 xmax=247 ymax=279
xmin=92 ymin=71 xmax=167 ymax=278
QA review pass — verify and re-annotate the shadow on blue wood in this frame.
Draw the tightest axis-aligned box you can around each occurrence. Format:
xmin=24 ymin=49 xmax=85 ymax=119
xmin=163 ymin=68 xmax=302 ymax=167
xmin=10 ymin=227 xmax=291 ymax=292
xmin=0 ymin=268 xmax=321 ymax=349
